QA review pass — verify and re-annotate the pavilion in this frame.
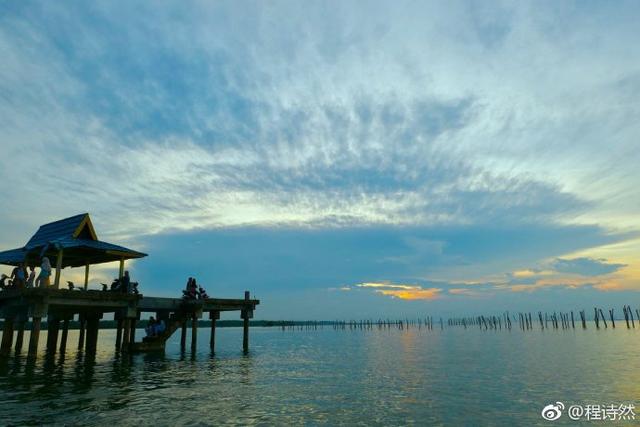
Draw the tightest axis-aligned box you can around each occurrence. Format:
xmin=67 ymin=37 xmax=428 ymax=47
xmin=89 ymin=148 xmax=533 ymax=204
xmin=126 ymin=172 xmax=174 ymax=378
xmin=0 ymin=214 xmax=258 ymax=357
xmin=0 ymin=213 xmax=147 ymax=289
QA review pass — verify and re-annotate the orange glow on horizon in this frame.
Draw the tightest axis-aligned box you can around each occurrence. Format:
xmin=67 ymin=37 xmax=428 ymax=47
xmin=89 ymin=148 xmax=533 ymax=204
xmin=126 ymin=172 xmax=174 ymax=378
xmin=376 ymin=288 xmax=441 ymax=300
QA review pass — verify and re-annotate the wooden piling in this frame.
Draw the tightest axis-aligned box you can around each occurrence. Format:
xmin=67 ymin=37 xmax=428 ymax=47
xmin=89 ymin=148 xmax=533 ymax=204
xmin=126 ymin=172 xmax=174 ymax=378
xmin=85 ymin=316 xmax=100 ymax=354
xmin=242 ymin=291 xmax=250 ymax=353
xmin=0 ymin=318 xmax=14 ymax=357
xmin=121 ymin=319 xmax=130 ymax=352
xmin=130 ymin=318 xmax=137 ymax=346
xmin=115 ymin=318 xmax=123 ymax=350
xmin=191 ymin=316 xmax=198 ymax=352
xmin=609 ymin=309 xmax=615 ymax=328
xmin=209 ymin=311 xmax=219 ymax=352
xmin=180 ymin=320 xmax=187 ymax=351
xmin=242 ymin=312 xmax=249 ymax=353
xmin=14 ymin=321 xmax=25 ymax=355
xmin=78 ymin=316 xmax=86 ymax=350
xmin=46 ymin=316 xmax=60 ymax=354
xmin=59 ymin=318 xmax=69 ymax=354
xmin=28 ymin=317 xmax=41 ymax=358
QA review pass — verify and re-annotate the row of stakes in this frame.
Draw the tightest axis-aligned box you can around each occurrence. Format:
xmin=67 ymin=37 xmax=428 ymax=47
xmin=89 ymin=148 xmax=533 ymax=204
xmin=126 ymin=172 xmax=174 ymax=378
xmin=276 ymin=306 xmax=640 ymax=331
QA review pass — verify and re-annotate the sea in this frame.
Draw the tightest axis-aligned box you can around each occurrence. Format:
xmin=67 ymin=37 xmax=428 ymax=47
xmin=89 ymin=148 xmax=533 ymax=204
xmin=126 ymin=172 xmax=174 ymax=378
xmin=1 ymin=324 xmax=639 ymax=426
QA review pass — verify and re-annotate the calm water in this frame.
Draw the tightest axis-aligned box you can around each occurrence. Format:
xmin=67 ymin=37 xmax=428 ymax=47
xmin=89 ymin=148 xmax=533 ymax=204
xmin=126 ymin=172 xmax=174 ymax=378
xmin=1 ymin=324 xmax=639 ymax=426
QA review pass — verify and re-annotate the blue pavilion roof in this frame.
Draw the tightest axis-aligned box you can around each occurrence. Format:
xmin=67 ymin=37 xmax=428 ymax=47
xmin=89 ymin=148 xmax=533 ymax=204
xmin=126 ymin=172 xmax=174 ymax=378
xmin=0 ymin=214 xmax=147 ymax=267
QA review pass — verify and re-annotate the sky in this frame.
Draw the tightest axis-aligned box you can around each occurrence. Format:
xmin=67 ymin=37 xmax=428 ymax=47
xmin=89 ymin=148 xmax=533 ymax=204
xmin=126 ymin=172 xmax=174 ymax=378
xmin=0 ymin=1 xmax=639 ymax=320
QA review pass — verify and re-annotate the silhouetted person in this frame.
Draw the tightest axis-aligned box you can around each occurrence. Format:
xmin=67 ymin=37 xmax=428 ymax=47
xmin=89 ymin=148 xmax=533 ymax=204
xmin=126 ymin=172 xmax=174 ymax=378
xmin=121 ymin=271 xmax=131 ymax=294
xmin=0 ymin=274 xmax=10 ymax=290
xmin=26 ymin=265 xmax=36 ymax=288
xmin=11 ymin=263 xmax=27 ymax=288
xmin=35 ymin=257 xmax=52 ymax=287
xmin=145 ymin=317 xmax=156 ymax=337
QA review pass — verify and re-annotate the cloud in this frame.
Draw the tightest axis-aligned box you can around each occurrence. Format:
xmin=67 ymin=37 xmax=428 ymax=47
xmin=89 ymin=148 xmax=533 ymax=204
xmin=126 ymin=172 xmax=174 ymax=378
xmin=448 ymin=288 xmax=484 ymax=297
xmin=1 ymin=1 xmax=638 ymax=243
xmin=376 ymin=288 xmax=442 ymax=301
xmin=550 ymin=257 xmax=627 ymax=277
xmin=1 ymin=1 xmax=639 ymax=316
xmin=351 ymin=282 xmax=442 ymax=300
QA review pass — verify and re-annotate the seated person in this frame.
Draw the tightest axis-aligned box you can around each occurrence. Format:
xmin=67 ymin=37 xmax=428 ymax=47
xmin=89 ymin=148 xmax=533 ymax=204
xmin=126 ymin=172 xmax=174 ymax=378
xmin=145 ymin=316 xmax=156 ymax=337
xmin=154 ymin=319 xmax=166 ymax=336
xmin=198 ymin=286 xmax=209 ymax=299
xmin=182 ymin=277 xmax=198 ymax=299
xmin=0 ymin=274 xmax=11 ymax=290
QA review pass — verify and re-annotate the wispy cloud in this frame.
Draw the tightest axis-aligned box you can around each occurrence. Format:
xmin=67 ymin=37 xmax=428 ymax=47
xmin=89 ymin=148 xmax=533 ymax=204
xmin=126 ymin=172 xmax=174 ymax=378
xmin=550 ymin=257 xmax=627 ymax=277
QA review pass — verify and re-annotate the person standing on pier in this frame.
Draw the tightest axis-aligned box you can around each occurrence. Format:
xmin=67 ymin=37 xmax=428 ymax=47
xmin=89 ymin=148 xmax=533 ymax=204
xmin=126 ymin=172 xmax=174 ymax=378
xmin=35 ymin=257 xmax=52 ymax=287
xmin=10 ymin=262 xmax=27 ymax=288
xmin=25 ymin=265 xmax=36 ymax=288
xmin=121 ymin=271 xmax=131 ymax=293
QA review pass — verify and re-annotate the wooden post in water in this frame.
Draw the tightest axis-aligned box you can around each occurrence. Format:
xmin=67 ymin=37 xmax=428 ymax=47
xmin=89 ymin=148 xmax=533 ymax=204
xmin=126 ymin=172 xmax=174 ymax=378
xmin=210 ymin=311 xmax=219 ymax=352
xmin=46 ymin=315 xmax=60 ymax=354
xmin=14 ymin=319 xmax=25 ymax=355
xmin=121 ymin=319 xmax=131 ymax=353
xmin=242 ymin=291 xmax=251 ymax=354
xmin=129 ymin=318 xmax=137 ymax=347
xmin=115 ymin=318 xmax=123 ymax=350
xmin=59 ymin=318 xmax=70 ymax=354
xmin=78 ymin=315 xmax=86 ymax=350
xmin=28 ymin=317 xmax=42 ymax=358
xmin=180 ymin=320 xmax=187 ymax=351
xmin=191 ymin=315 xmax=198 ymax=352
xmin=85 ymin=316 xmax=100 ymax=354
xmin=0 ymin=317 xmax=14 ymax=357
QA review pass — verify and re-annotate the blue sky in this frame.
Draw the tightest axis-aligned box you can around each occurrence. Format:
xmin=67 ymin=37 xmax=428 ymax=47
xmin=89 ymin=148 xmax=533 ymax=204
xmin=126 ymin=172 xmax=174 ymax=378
xmin=1 ymin=1 xmax=639 ymax=319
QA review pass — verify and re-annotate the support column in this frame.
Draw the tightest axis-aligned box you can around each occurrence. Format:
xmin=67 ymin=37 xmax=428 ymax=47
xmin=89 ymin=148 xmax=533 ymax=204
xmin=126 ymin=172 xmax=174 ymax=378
xmin=209 ymin=311 xmax=219 ymax=352
xmin=180 ymin=320 xmax=187 ymax=351
xmin=59 ymin=318 xmax=69 ymax=354
xmin=84 ymin=263 xmax=90 ymax=290
xmin=28 ymin=317 xmax=42 ymax=358
xmin=85 ymin=316 xmax=100 ymax=354
xmin=78 ymin=315 xmax=86 ymax=350
xmin=54 ymin=248 xmax=64 ymax=289
xmin=242 ymin=313 xmax=249 ymax=354
xmin=46 ymin=315 xmax=60 ymax=354
xmin=242 ymin=291 xmax=251 ymax=354
xmin=115 ymin=318 xmax=123 ymax=350
xmin=191 ymin=315 xmax=198 ymax=352
xmin=14 ymin=320 xmax=25 ymax=355
xmin=129 ymin=318 xmax=137 ymax=346
xmin=118 ymin=258 xmax=125 ymax=280
xmin=0 ymin=318 xmax=14 ymax=357
xmin=121 ymin=319 xmax=130 ymax=353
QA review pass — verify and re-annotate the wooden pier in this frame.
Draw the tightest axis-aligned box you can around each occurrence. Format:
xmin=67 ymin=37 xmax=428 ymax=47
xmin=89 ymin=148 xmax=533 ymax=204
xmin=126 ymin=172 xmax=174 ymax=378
xmin=0 ymin=287 xmax=258 ymax=358
xmin=0 ymin=213 xmax=259 ymax=358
